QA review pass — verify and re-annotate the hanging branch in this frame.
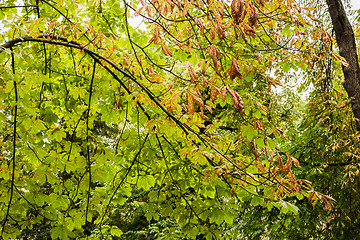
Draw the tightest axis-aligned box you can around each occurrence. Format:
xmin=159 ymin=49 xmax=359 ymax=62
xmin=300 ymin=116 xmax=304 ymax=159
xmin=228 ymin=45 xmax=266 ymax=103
xmin=84 ymin=60 xmax=96 ymax=229
xmin=155 ymin=134 xmax=217 ymax=239
xmin=0 ymin=48 xmax=18 ymax=239
xmin=99 ymin=133 xmax=150 ymax=234
xmin=0 ymin=34 xmax=284 ymax=192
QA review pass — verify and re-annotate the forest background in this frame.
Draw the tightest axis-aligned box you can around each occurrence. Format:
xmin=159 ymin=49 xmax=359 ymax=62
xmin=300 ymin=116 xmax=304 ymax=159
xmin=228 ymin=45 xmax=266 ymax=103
xmin=1 ymin=0 xmax=360 ymax=239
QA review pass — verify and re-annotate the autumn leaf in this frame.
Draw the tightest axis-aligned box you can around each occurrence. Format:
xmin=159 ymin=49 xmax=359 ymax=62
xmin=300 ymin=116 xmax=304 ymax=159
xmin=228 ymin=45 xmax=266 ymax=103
xmin=187 ymin=92 xmax=195 ymax=115
xmin=215 ymin=21 xmax=226 ymax=39
xmin=231 ymin=0 xmax=244 ymax=24
xmin=161 ymin=44 xmax=172 ymax=57
xmin=226 ymin=57 xmax=242 ymax=80
xmin=210 ymin=85 xmax=220 ymax=103
xmin=187 ymin=64 xmax=199 ymax=83
xmin=227 ymin=87 xmax=244 ymax=113
xmin=210 ymin=27 xmax=216 ymax=41
xmin=221 ymin=86 xmax=227 ymax=102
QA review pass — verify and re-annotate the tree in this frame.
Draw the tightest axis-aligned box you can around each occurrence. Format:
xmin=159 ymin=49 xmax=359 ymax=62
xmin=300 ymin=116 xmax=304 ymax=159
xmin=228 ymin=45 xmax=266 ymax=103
xmin=0 ymin=0 xmax=356 ymax=239
xmin=326 ymin=0 xmax=360 ymax=131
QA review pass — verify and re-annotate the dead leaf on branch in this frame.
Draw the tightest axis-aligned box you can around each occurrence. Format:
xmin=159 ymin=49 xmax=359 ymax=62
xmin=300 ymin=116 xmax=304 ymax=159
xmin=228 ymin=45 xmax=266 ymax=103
xmin=202 ymin=60 xmax=210 ymax=74
xmin=309 ymin=192 xmax=336 ymax=210
xmin=239 ymin=25 xmax=248 ymax=43
xmin=210 ymin=27 xmax=216 ymax=41
xmin=231 ymin=0 xmax=244 ymax=24
xmin=242 ymin=22 xmax=256 ymax=37
xmin=277 ymin=152 xmax=285 ymax=173
xmin=226 ymin=57 xmax=242 ymax=80
xmin=227 ymin=87 xmax=244 ymax=113
xmin=134 ymin=7 xmax=144 ymax=16
xmin=210 ymin=85 xmax=220 ymax=103
xmin=248 ymin=3 xmax=258 ymax=28
xmin=187 ymin=64 xmax=199 ymax=83
xmin=187 ymin=93 xmax=195 ymax=115
xmin=161 ymin=44 xmax=172 ymax=57
xmin=208 ymin=44 xmax=220 ymax=66
xmin=221 ymin=86 xmax=227 ymax=102
xmin=215 ymin=21 xmax=226 ymax=39
xmin=186 ymin=89 xmax=209 ymax=118
xmin=284 ymin=154 xmax=293 ymax=174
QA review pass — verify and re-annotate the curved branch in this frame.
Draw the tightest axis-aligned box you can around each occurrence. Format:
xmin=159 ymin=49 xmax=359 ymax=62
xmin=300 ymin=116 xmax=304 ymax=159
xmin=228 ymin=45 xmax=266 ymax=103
xmin=0 ymin=34 xmax=268 ymax=187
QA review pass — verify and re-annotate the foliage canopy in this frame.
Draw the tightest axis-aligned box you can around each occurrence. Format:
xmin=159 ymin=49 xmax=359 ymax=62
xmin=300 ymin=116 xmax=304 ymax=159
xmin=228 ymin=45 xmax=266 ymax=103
xmin=0 ymin=0 xmax=359 ymax=239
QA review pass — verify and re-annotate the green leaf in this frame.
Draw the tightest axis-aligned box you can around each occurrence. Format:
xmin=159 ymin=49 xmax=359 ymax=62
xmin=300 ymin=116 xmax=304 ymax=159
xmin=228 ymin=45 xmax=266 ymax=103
xmin=241 ymin=125 xmax=257 ymax=141
xmin=110 ymin=226 xmax=123 ymax=237
xmin=282 ymin=61 xmax=291 ymax=72
xmin=50 ymin=226 xmax=69 ymax=240
xmin=138 ymin=175 xmax=155 ymax=190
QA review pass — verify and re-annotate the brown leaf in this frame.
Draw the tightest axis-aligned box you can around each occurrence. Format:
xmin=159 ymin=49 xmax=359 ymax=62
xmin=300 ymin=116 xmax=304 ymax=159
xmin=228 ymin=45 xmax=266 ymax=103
xmin=174 ymin=40 xmax=186 ymax=50
xmin=202 ymin=60 xmax=210 ymax=74
xmin=257 ymin=160 xmax=266 ymax=173
xmin=123 ymin=57 xmax=130 ymax=67
xmin=216 ymin=168 xmax=223 ymax=176
xmin=239 ymin=25 xmax=248 ymax=44
xmin=187 ymin=93 xmax=195 ymax=115
xmin=182 ymin=0 xmax=190 ymax=17
xmin=310 ymin=17 xmax=322 ymax=23
xmin=134 ymin=7 xmax=144 ymax=16
xmin=284 ymin=153 xmax=292 ymax=174
xmin=252 ymin=141 xmax=259 ymax=159
xmin=210 ymin=27 xmax=216 ymax=41
xmin=205 ymin=105 xmax=213 ymax=114
xmin=230 ymin=187 xmax=235 ymax=197
xmin=292 ymin=157 xmax=300 ymax=167
xmin=277 ymin=152 xmax=285 ymax=173
xmin=188 ymin=65 xmax=198 ymax=83
xmin=239 ymin=3 xmax=247 ymax=22
xmin=248 ymin=4 xmax=258 ymax=28
xmin=253 ymin=120 xmax=264 ymax=131
xmin=287 ymin=170 xmax=297 ymax=185
xmin=168 ymin=91 xmax=183 ymax=106
xmin=227 ymin=87 xmax=244 ymax=113
xmin=269 ymin=152 xmax=274 ymax=162
xmin=153 ymin=26 xmax=161 ymax=44
xmin=226 ymin=57 xmax=242 ymax=80
xmin=231 ymin=0 xmax=244 ymax=24
xmin=182 ymin=103 xmax=188 ymax=112
xmin=214 ymin=64 xmax=222 ymax=77
xmin=276 ymin=127 xmax=286 ymax=138
xmin=308 ymin=192 xmax=318 ymax=207
xmin=145 ymin=5 xmax=152 ymax=17
xmin=242 ymin=22 xmax=256 ymax=35
xmin=192 ymin=95 xmax=204 ymax=110
xmin=186 ymin=41 xmax=192 ymax=52
xmin=208 ymin=45 xmax=220 ymax=67
xmin=221 ymin=87 xmax=227 ymax=102
xmin=210 ymin=86 xmax=220 ymax=103
xmin=161 ymin=44 xmax=172 ymax=57
xmin=322 ymin=198 xmax=332 ymax=210
xmin=215 ymin=21 xmax=226 ymax=39
xmin=234 ymin=24 xmax=239 ymax=40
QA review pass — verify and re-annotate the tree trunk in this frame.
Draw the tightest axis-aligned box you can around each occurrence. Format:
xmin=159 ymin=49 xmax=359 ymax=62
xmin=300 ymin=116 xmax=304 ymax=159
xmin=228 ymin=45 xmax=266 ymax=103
xmin=326 ymin=0 xmax=360 ymax=131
